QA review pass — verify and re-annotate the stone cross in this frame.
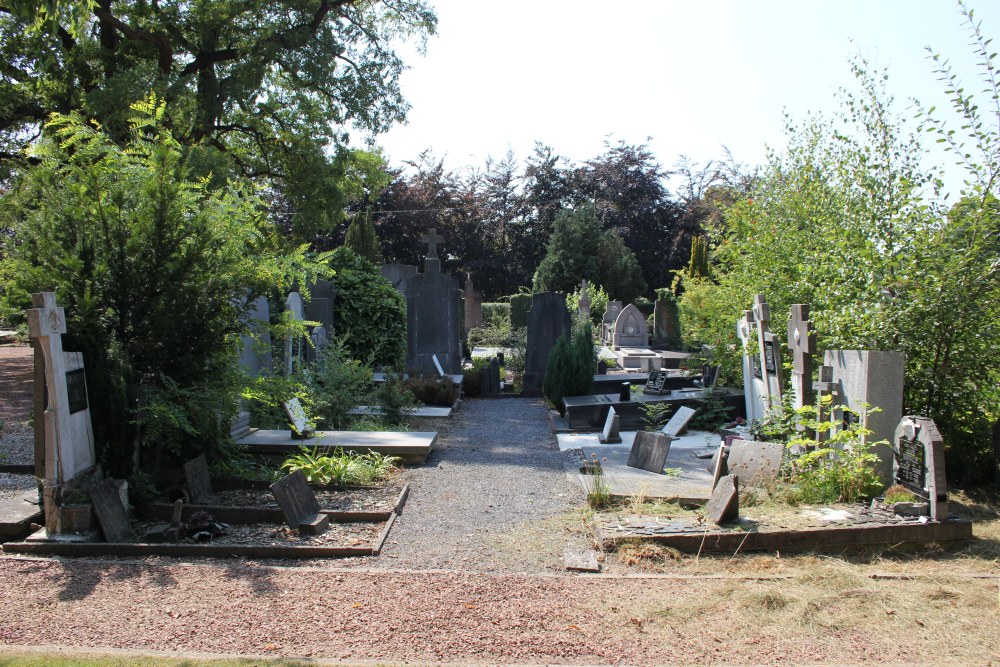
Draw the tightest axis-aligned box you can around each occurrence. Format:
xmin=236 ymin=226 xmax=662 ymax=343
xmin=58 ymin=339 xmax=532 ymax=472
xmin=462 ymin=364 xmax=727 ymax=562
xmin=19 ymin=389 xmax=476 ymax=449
xmin=751 ymin=294 xmax=783 ymax=407
xmin=787 ymin=303 xmax=816 ymax=410
xmin=421 ymin=227 xmax=444 ymax=259
xmin=736 ymin=309 xmax=766 ymax=422
xmin=811 ymin=364 xmax=838 ymax=446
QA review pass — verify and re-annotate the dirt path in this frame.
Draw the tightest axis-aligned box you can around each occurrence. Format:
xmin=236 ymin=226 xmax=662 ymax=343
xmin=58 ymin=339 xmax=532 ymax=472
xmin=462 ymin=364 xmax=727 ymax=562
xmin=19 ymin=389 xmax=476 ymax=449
xmin=0 ymin=344 xmax=32 ymax=423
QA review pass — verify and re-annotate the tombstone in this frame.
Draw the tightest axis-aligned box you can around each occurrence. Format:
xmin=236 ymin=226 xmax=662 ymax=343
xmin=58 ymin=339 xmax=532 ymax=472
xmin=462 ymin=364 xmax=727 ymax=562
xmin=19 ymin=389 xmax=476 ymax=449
xmin=479 ymin=357 xmax=501 ymax=397
xmin=661 ymin=405 xmax=696 ymax=437
xmin=283 ymin=291 xmax=305 ymax=375
xmin=282 ymin=397 xmax=314 ymax=438
xmin=563 ymin=548 xmax=600 ymax=572
xmin=602 ymin=301 xmax=623 ymax=344
xmin=27 ymin=292 xmax=98 ymax=534
xmin=710 ymin=442 xmax=728 ymax=490
xmin=89 ymin=478 xmax=132 ymax=543
xmin=237 ymin=294 xmax=272 ymax=377
xmin=578 ymin=280 xmax=592 ymax=322
xmin=824 ymin=350 xmax=905 ymax=482
xmin=644 ymin=369 xmax=670 ymax=395
xmin=490 ymin=357 xmax=501 ymax=392
xmin=463 ymin=273 xmax=482 ymax=332
xmin=652 ymin=297 xmax=681 ymax=348
xmin=613 ymin=303 xmax=649 ymax=348
xmin=184 ymin=455 xmax=216 ymax=505
xmin=599 ymin=407 xmax=622 ymax=444
xmin=705 ymin=474 xmax=739 ymax=524
xmin=309 ymin=325 xmax=329 ymax=358
xmin=596 ymin=359 xmax=608 ymax=375
xmin=405 ymin=229 xmax=463 ymax=376
xmin=269 ymin=470 xmax=330 ymax=536
xmin=626 ymin=431 xmax=674 ymax=474
xmin=894 ymin=416 xmax=948 ymax=521
xmin=308 ymin=278 xmax=336 ymax=331
xmin=380 ymin=263 xmax=419 ymax=295
xmin=787 ymin=304 xmax=817 ymax=410
xmin=522 ymin=292 xmax=572 ymax=395
xmin=751 ymin=295 xmax=783 ymax=406
xmin=736 ymin=309 xmax=767 ymax=422
xmin=726 ymin=440 xmax=784 ymax=487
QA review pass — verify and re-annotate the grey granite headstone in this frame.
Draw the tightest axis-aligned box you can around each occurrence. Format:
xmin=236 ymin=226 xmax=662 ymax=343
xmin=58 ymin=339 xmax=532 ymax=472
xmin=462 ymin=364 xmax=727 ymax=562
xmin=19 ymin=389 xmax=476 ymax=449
xmin=89 ymin=478 xmax=133 ymax=543
xmin=894 ymin=416 xmax=949 ymax=521
xmin=599 ymin=407 xmax=622 ymax=444
xmin=705 ymin=474 xmax=739 ymax=524
xmin=238 ymin=294 xmax=272 ymax=377
xmin=626 ymin=431 xmax=674 ymax=474
xmin=269 ymin=470 xmax=329 ymax=535
xmin=613 ymin=303 xmax=649 ymax=348
xmin=727 ymin=440 xmax=784 ymax=487
xmin=463 ymin=273 xmax=482 ymax=331
xmin=282 ymin=398 xmax=313 ymax=437
xmin=523 ymin=292 xmax=572 ymax=395
xmin=405 ymin=232 xmax=463 ymax=376
xmin=380 ymin=263 xmax=419 ymax=294
xmin=184 ymin=455 xmax=216 ymax=505
xmin=602 ymin=301 xmax=623 ymax=344
xmin=661 ymin=405 xmax=697 ymax=437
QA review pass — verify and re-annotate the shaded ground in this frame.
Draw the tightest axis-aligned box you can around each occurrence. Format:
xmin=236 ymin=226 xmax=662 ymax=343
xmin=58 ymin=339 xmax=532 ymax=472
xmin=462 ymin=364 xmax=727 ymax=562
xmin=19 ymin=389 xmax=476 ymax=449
xmin=0 ymin=345 xmax=32 ymax=424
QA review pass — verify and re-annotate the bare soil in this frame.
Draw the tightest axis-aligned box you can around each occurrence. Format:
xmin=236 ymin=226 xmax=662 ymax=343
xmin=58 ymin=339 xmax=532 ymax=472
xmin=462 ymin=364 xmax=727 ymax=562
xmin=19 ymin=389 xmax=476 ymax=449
xmin=212 ymin=484 xmax=401 ymax=513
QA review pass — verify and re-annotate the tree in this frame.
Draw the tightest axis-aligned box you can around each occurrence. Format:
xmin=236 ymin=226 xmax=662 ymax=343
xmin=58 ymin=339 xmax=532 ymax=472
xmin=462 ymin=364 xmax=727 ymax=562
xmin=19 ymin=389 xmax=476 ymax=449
xmin=0 ymin=0 xmax=436 ymax=238
xmin=598 ymin=229 xmax=647 ymax=304
xmin=532 ymin=204 xmax=603 ymax=294
xmin=343 ymin=210 xmax=382 ymax=264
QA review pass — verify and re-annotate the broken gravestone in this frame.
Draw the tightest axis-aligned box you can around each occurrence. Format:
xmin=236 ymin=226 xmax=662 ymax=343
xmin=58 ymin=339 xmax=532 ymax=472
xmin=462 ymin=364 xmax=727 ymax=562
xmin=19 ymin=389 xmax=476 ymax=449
xmin=184 ymin=455 xmax=216 ymax=505
xmin=270 ymin=470 xmax=329 ymax=536
xmin=894 ymin=416 xmax=949 ymax=521
xmin=282 ymin=397 xmax=314 ymax=438
xmin=599 ymin=407 xmax=622 ymax=444
xmin=705 ymin=474 xmax=739 ymax=524
xmin=726 ymin=440 xmax=784 ymax=487
xmin=627 ymin=431 xmax=674 ymax=474
xmin=563 ymin=548 xmax=601 ymax=572
xmin=89 ymin=478 xmax=133 ymax=543
xmin=661 ymin=405 xmax=697 ymax=437
xmin=710 ymin=442 xmax=728 ymax=491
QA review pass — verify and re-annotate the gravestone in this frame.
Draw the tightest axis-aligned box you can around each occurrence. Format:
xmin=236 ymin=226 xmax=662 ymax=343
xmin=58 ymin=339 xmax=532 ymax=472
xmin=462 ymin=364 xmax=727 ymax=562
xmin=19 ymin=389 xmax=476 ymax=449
xmin=602 ymin=301 xmax=623 ymax=344
xmin=752 ymin=295 xmax=783 ymax=405
xmin=563 ymin=548 xmax=601 ymax=572
xmin=380 ymin=263 xmax=419 ymax=295
xmin=626 ymin=431 xmax=674 ymax=474
xmin=578 ymin=280 xmax=592 ymax=322
xmin=824 ymin=350 xmax=905 ymax=482
xmin=599 ymin=407 xmax=622 ymax=444
xmin=463 ymin=273 xmax=482 ymax=331
xmin=282 ymin=398 xmax=313 ymax=438
xmin=432 ymin=354 xmax=446 ymax=378
xmin=787 ymin=304 xmax=817 ymax=410
xmin=652 ymin=297 xmax=681 ymax=348
xmin=405 ymin=228 xmax=463 ymax=375
xmin=894 ymin=416 xmax=949 ymax=521
xmin=184 ymin=455 xmax=216 ymax=505
xmin=269 ymin=470 xmax=330 ymax=535
xmin=283 ymin=291 xmax=305 ymax=375
xmin=523 ymin=292 xmax=572 ymax=395
xmin=726 ymin=440 xmax=784 ymax=487
xmin=644 ymin=369 xmax=670 ymax=395
xmin=705 ymin=474 xmax=739 ymax=524
xmin=308 ymin=278 xmax=336 ymax=331
xmin=661 ymin=405 xmax=696 ymax=437
xmin=237 ymin=294 xmax=272 ymax=377
xmin=613 ymin=303 xmax=649 ymax=348
xmin=596 ymin=359 xmax=608 ymax=375
xmin=736 ymin=309 xmax=767 ymax=422
xmin=27 ymin=292 xmax=98 ymax=534
xmin=479 ymin=357 xmax=501 ymax=397
xmin=309 ymin=325 xmax=329 ymax=358
xmin=710 ymin=442 xmax=728 ymax=490
xmin=89 ymin=478 xmax=132 ymax=543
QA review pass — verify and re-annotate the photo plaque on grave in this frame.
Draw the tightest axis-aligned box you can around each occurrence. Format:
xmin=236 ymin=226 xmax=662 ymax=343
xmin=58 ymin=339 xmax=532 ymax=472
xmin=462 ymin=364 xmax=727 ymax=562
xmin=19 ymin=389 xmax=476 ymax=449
xmin=763 ymin=339 xmax=777 ymax=374
xmin=66 ymin=368 xmax=88 ymax=414
xmin=644 ymin=369 xmax=669 ymax=395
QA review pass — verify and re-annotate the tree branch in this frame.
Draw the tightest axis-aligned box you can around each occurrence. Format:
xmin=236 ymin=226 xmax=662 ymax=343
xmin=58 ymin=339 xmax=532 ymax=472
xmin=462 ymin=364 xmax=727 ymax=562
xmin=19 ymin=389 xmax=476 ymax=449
xmin=92 ymin=5 xmax=173 ymax=73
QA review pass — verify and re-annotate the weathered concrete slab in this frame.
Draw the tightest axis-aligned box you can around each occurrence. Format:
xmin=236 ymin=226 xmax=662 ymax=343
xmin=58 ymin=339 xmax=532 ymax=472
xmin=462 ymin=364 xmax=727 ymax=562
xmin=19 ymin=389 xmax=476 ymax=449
xmin=563 ymin=548 xmax=601 ymax=572
xmin=349 ymin=405 xmax=454 ymax=418
xmin=236 ymin=430 xmax=436 ymax=464
xmin=0 ymin=490 xmax=42 ymax=537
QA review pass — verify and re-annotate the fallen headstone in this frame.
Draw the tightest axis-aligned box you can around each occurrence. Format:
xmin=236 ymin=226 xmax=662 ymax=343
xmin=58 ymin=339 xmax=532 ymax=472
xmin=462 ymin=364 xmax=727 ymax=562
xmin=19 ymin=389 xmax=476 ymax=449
xmin=282 ymin=397 xmax=314 ymax=438
xmin=626 ymin=431 xmax=674 ymax=474
xmin=89 ymin=478 xmax=133 ymax=543
xmin=183 ymin=455 xmax=216 ymax=505
xmin=710 ymin=443 xmax=728 ymax=491
xmin=726 ymin=440 xmax=784 ymax=487
xmin=661 ymin=405 xmax=697 ymax=437
xmin=599 ymin=407 xmax=622 ymax=444
xmin=705 ymin=474 xmax=739 ymax=524
xmin=269 ymin=470 xmax=329 ymax=536
xmin=563 ymin=548 xmax=601 ymax=572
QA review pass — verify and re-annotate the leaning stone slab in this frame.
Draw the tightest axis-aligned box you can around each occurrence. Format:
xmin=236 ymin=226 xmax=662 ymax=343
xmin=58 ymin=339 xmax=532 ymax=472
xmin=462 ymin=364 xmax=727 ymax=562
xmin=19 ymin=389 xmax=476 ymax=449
xmin=183 ymin=455 xmax=216 ymax=505
xmin=599 ymin=407 xmax=622 ymax=444
xmin=89 ymin=478 xmax=133 ymax=543
xmin=661 ymin=405 xmax=696 ymax=437
xmin=269 ymin=470 xmax=329 ymax=536
xmin=705 ymin=474 xmax=739 ymax=524
xmin=726 ymin=440 xmax=784 ymax=487
xmin=626 ymin=431 xmax=675 ymax=474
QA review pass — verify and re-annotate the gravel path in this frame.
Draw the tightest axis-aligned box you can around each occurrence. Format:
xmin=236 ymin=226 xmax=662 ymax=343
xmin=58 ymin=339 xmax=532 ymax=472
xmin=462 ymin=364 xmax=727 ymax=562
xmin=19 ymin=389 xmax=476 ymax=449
xmin=0 ymin=345 xmax=35 ymax=498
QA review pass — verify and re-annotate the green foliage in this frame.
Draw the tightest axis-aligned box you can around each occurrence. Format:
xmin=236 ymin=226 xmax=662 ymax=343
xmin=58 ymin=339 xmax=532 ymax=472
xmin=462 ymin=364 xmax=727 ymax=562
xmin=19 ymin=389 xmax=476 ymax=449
xmin=0 ymin=101 xmax=324 ymax=476
xmin=543 ymin=323 xmax=595 ymax=415
xmin=508 ymin=293 xmax=532 ymax=329
xmin=467 ymin=304 xmax=512 ymax=349
xmin=641 ymin=402 xmax=673 ymax=431
xmin=480 ymin=302 xmax=510 ymax=325
xmin=325 ymin=246 xmax=406 ymax=369
xmin=307 ymin=337 xmax=374 ymax=431
xmin=582 ymin=452 xmax=611 ymax=509
xmin=687 ymin=235 xmax=711 ymax=279
xmin=598 ymin=229 xmax=648 ymax=304
xmin=281 ymin=446 xmax=401 ymax=487
xmin=532 ymin=204 xmax=603 ymax=294
xmin=372 ymin=372 xmax=416 ymax=426
xmin=343 ymin=211 xmax=383 ymax=264
xmin=566 ymin=282 xmax=610 ymax=327
xmin=688 ymin=390 xmax=738 ymax=431
xmin=405 ymin=375 xmax=458 ymax=407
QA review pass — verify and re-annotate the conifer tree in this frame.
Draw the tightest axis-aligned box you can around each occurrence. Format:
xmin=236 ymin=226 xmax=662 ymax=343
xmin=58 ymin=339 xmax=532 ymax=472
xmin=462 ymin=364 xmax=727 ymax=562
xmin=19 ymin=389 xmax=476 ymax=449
xmin=344 ymin=210 xmax=383 ymax=264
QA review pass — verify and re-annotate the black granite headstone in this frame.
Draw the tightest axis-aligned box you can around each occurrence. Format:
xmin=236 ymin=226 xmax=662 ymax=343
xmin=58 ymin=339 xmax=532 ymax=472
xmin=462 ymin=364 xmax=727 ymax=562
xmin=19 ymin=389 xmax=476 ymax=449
xmin=522 ymin=292 xmax=571 ymax=395
xmin=626 ymin=431 xmax=674 ymax=474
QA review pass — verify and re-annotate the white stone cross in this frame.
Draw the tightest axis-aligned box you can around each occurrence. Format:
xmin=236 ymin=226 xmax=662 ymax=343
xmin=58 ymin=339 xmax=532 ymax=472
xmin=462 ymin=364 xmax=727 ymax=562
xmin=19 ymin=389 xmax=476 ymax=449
xmin=751 ymin=294 xmax=782 ymax=408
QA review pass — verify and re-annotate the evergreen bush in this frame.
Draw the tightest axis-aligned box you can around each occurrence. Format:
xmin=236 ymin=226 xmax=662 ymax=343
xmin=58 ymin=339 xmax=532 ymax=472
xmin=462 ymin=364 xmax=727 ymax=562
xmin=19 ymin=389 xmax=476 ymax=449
xmin=543 ymin=323 xmax=595 ymax=415
xmin=509 ymin=294 xmax=532 ymax=329
xmin=343 ymin=210 xmax=383 ymax=264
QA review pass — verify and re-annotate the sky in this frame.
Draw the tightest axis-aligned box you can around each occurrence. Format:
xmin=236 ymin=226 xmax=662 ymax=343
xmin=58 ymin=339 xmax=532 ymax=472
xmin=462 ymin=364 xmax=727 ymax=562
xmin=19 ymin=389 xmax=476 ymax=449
xmin=371 ymin=0 xmax=1000 ymax=197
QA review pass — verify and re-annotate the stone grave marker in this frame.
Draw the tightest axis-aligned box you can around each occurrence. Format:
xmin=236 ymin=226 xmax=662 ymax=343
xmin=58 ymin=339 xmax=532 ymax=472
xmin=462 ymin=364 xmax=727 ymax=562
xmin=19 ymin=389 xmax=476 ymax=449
xmin=787 ymin=303 xmax=816 ymax=410
xmin=523 ymin=292 xmax=572 ymax=394
xmin=661 ymin=405 xmax=697 ymax=437
xmin=405 ymin=228 xmax=463 ymax=375
xmin=596 ymin=359 xmax=608 ymax=375
xmin=578 ymin=280 xmax=592 ymax=322
xmin=563 ymin=548 xmax=600 ymax=572
xmin=710 ymin=442 xmax=728 ymax=490
xmin=308 ymin=278 xmax=336 ymax=331
xmin=184 ymin=455 xmax=216 ymax=505
xmin=599 ymin=407 xmax=622 ymax=444
xmin=380 ymin=263 xmax=419 ymax=295
xmin=463 ymin=273 xmax=482 ymax=331
xmin=270 ymin=470 xmax=330 ymax=535
xmin=432 ymin=354 xmax=446 ymax=378
xmin=705 ymin=474 xmax=739 ymax=524
xmin=736 ymin=308 xmax=767 ymax=423
xmin=237 ymin=294 xmax=272 ymax=377
xmin=282 ymin=397 xmax=313 ymax=438
xmin=627 ymin=431 xmax=674 ymax=474
xmin=613 ymin=303 xmax=649 ymax=348
xmin=752 ymin=294 xmax=784 ymax=406
xmin=894 ymin=416 xmax=949 ymax=521
xmin=89 ymin=478 xmax=133 ymax=543
xmin=652 ymin=296 xmax=681 ymax=348
xmin=283 ymin=291 xmax=305 ymax=375
xmin=644 ymin=369 xmax=670 ymax=395
xmin=602 ymin=301 xmax=623 ymax=344
xmin=727 ymin=440 xmax=784 ymax=487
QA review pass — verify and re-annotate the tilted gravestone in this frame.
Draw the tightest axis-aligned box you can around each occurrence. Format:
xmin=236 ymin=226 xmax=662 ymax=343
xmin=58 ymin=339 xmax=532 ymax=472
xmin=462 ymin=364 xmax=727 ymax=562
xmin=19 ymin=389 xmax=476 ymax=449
xmin=463 ymin=273 xmax=482 ymax=332
xmin=894 ymin=416 xmax=949 ymax=521
xmin=613 ymin=303 xmax=649 ymax=348
xmin=705 ymin=474 xmax=739 ymax=524
xmin=184 ymin=455 xmax=216 ymax=505
xmin=522 ymin=292 xmax=572 ymax=395
xmin=599 ymin=407 xmax=622 ymax=444
xmin=270 ymin=470 xmax=330 ymax=536
xmin=405 ymin=228 xmax=463 ymax=376
xmin=726 ymin=440 xmax=784 ymax=487
xmin=89 ymin=478 xmax=133 ymax=543
xmin=283 ymin=291 xmax=305 ymax=375
xmin=282 ymin=397 xmax=314 ymax=438
xmin=710 ymin=442 xmax=728 ymax=490
xmin=661 ymin=405 xmax=696 ymax=438
xmin=627 ymin=431 xmax=674 ymax=474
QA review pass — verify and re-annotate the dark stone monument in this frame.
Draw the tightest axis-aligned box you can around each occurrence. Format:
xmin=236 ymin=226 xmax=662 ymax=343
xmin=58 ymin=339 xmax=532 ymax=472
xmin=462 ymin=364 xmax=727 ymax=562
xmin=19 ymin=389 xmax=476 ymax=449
xmin=644 ymin=369 xmax=670 ymax=395
xmin=380 ymin=263 xmax=419 ymax=295
xmin=269 ymin=470 xmax=330 ymax=536
xmin=405 ymin=229 xmax=463 ymax=376
xmin=463 ymin=273 xmax=482 ymax=332
xmin=652 ymin=297 xmax=681 ymax=348
xmin=184 ymin=455 xmax=216 ymax=505
xmin=89 ymin=478 xmax=133 ymax=543
xmin=522 ymin=292 xmax=571 ymax=395
xmin=626 ymin=431 xmax=674 ymax=474
xmin=894 ymin=416 xmax=949 ymax=521
xmin=705 ymin=474 xmax=739 ymax=524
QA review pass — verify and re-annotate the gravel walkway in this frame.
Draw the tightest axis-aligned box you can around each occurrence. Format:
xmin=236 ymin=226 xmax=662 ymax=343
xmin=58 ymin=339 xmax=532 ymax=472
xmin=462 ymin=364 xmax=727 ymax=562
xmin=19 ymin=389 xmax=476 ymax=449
xmin=0 ymin=345 xmax=35 ymax=498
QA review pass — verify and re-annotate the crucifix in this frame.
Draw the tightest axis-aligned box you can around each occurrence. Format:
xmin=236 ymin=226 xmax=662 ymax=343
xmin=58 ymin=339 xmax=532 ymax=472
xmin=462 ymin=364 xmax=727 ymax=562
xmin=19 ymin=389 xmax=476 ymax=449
xmin=751 ymin=294 xmax=783 ymax=408
xmin=27 ymin=292 xmax=70 ymax=487
xmin=421 ymin=227 xmax=444 ymax=259
xmin=787 ymin=303 xmax=817 ymax=411
xmin=812 ymin=364 xmax=839 ymax=447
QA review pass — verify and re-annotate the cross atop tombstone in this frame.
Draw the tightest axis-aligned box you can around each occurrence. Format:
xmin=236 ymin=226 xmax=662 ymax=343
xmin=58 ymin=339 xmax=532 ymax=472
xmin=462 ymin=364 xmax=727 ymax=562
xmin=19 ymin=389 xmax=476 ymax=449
xmin=787 ymin=303 xmax=817 ymax=410
xmin=751 ymin=294 xmax=782 ymax=407
xmin=421 ymin=227 xmax=444 ymax=259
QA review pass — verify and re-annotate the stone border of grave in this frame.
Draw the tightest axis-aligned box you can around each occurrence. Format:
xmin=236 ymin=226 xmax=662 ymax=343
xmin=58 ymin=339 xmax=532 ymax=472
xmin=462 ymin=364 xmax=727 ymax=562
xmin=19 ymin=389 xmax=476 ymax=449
xmin=1 ymin=485 xmax=409 ymax=560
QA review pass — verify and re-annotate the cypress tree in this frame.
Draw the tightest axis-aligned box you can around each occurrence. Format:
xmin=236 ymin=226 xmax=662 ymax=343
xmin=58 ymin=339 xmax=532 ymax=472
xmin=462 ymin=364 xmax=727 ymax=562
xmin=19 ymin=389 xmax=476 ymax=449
xmin=344 ymin=210 xmax=383 ymax=264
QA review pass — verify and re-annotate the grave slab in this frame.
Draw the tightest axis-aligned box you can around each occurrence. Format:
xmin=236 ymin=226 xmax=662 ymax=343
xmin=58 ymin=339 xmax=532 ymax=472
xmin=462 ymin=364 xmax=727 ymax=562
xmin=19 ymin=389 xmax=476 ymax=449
xmin=270 ymin=469 xmax=329 ymax=535
xmin=627 ymin=431 xmax=675 ymax=473
xmin=599 ymin=407 xmax=621 ymax=444
xmin=705 ymin=474 xmax=739 ymax=524
xmin=236 ymin=429 xmax=436 ymax=464
xmin=661 ymin=405 xmax=697 ymax=437
xmin=0 ymin=490 xmax=43 ymax=538
xmin=563 ymin=548 xmax=601 ymax=572
xmin=183 ymin=455 xmax=216 ymax=505
xmin=726 ymin=440 xmax=784 ymax=487
xmin=89 ymin=478 xmax=132 ymax=543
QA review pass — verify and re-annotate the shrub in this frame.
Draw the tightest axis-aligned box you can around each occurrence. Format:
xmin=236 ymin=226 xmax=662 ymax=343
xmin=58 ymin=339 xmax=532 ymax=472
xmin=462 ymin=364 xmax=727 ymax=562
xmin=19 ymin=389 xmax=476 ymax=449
xmin=281 ymin=446 xmax=401 ymax=487
xmin=307 ymin=337 xmax=374 ymax=430
xmin=508 ymin=293 xmax=532 ymax=329
xmin=343 ymin=210 xmax=382 ymax=264
xmin=543 ymin=323 xmax=595 ymax=415
xmin=405 ymin=375 xmax=458 ymax=407
xmin=372 ymin=372 xmax=417 ymax=426
xmin=566 ymin=282 xmax=609 ymax=327
xmin=481 ymin=302 xmax=510 ymax=325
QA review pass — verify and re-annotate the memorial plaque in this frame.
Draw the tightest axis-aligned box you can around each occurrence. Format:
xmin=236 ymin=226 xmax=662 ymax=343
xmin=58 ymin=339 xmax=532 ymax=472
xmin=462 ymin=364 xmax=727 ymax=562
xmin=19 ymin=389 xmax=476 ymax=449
xmin=896 ymin=434 xmax=925 ymax=492
xmin=763 ymin=339 xmax=777 ymax=374
xmin=644 ymin=369 xmax=669 ymax=395
xmin=184 ymin=455 xmax=216 ymax=505
xmin=66 ymin=368 xmax=88 ymax=414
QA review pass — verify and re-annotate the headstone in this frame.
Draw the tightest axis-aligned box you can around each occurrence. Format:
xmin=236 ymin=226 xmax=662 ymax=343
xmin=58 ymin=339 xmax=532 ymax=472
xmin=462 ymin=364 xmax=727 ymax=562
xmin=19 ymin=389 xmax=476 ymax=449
xmin=563 ymin=548 xmax=601 ymax=572
xmin=405 ymin=230 xmax=463 ymax=375
xmin=89 ymin=478 xmax=133 ymax=543
xmin=613 ymin=303 xmax=649 ymax=348
xmin=578 ymin=280 xmax=591 ymax=322
xmin=644 ymin=370 xmax=670 ymax=395
xmin=309 ymin=325 xmax=329 ymax=357
xmin=432 ymin=354 xmax=446 ymax=378
xmin=490 ymin=357 xmax=501 ymax=392
xmin=184 ymin=455 xmax=216 ymax=505
xmin=380 ymin=263 xmax=419 ymax=295
xmin=282 ymin=398 xmax=313 ymax=437
xmin=824 ymin=350 xmax=905 ymax=482
xmin=705 ymin=474 xmax=739 ymax=524
xmin=237 ymin=294 xmax=272 ymax=377
xmin=894 ymin=416 xmax=949 ymax=521
xmin=463 ymin=273 xmax=482 ymax=331
xmin=726 ymin=440 xmax=784 ymax=487
xmin=596 ymin=359 xmax=608 ymax=375
xmin=27 ymin=292 xmax=98 ymax=534
xmin=522 ymin=292 xmax=572 ymax=395
xmin=661 ymin=405 xmax=697 ymax=437
xmin=751 ymin=295 xmax=783 ymax=406
xmin=710 ymin=443 xmax=728 ymax=490
xmin=602 ymin=301 xmax=623 ymax=343
xmin=736 ymin=308 xmax=767 ymax=422
xmin=787 ymin=303 xmax=816 ymax=410
xmin=308 ymin=278 xmax=336 ymax=331
xmin=626 ymin=431 xmax=674 ymax=474
xmin=269 ymin=470 xmax=330 ymax=536
xmin=283 ymin=291 xmax=305 ymax=375
xmin=652 ymin=297 xmax=681 ymax=348
xmin=599 ymin=407 xmax=622 ymax=444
